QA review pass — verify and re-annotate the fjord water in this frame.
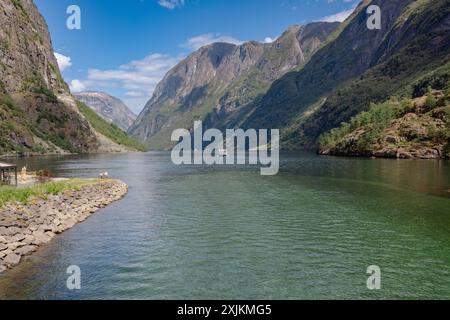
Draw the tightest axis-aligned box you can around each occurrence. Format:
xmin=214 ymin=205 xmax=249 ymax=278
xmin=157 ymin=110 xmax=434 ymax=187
xmin=0 ymin=152 xmax=449 ymax=299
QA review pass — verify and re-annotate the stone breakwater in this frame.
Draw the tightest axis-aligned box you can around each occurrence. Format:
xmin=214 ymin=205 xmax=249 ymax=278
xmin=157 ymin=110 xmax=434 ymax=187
xmin=0 ymin=180 xmax=128 ymax=273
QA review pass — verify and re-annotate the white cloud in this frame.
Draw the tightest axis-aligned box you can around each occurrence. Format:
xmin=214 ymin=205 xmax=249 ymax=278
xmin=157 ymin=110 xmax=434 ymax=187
xmin=125 ymin=91 xmax=144 ymax=97
xmin=319 ymin=7 xmax=356 ymax=22
xmin=69 ymin=33 xmax=242 ymax=113
xmin=264 ymin=37 xmax=276 ymax=44
xmin=182 ymin=33 xmax=243 ymax=51
xmin=54 ymin=52 xmax=72 ymax=71
xmin=158 ymin=0 xmax=184 ymax=10
xmin=69 ymin=79 xmax=86 ymax=92
xmin=71 ymin=53 xmax=181 ymax=113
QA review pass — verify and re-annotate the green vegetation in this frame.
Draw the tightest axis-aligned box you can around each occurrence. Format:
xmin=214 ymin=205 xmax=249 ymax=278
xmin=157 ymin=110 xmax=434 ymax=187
xmin=319 ymin=99 xmax=412 ymax=151
xmin=11 ymin=0 xmax=24 ymax=13
xmin=395 ymin=0 xmax=430 ymax=28
xmin=1 ymin=85 xmax=80 ymax=155
xmin=241 ymin=0 xmax=450 ymax=150
xmin=0 ymin=179 xmax=105 ymax=207
xmin=33 ymin=87 xmax=58 ymax=103
xmin=0 ymin=88 xmax=30 ymax=153
xmin=49 ymin=63 xmax=70 ymax=91
xmin=319 ymin=82 xmax=450 ymax=155
xmin=76 ymin=101 xmax=147 ymax=151
xmin=424 ymin=93 xmax=437 ymax=110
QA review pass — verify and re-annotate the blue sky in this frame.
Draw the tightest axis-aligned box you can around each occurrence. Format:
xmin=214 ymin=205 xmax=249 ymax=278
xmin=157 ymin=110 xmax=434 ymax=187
xmin=35 ymin=0 xmax=358 ymax=114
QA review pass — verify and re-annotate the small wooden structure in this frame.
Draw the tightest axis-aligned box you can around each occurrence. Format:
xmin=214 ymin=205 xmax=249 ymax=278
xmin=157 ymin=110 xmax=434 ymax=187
xmin=0 ymin=162 xmax=17 ymax=186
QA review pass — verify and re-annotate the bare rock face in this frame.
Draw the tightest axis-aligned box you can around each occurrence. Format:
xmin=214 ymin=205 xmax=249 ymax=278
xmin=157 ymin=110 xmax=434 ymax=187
xmin=0 ymin=0 xmax=128 ymax=155
xmin=129 ymin=42 xmax=265 ymax=143
xmin=74 ymin=92 xmax=137 ymax=131
xmin=0 ymin=0 xmax=65 ymax=94
xmin=128 ymin=22 xmax=339 ymax=148
xmin=260 ymin=0 xmax=450 ymax=149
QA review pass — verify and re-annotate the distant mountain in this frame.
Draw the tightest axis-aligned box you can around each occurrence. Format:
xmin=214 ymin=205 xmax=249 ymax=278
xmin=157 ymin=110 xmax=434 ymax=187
xmin=129 ymin=0 xmax=450 ymax=156
xmin=74 ymin=92 xmax=136 ymax=131
xmin=0 ymin=0 xmax=142 ymax=155
xmin=244 ymin=0 xmax=450 ymax=150
xmin=128 ymin=21 xmax=339 ymax=149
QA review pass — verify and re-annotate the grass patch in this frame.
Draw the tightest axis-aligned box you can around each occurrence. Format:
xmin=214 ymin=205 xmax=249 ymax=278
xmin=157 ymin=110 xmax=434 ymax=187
xmin=33 ymin=87 xmax=58 ymax=103
xmin=76 ymin=101 xmax=147 ymax=151
xmin=319 ymin=98 xmax=412 ymax=151
xmin=0 ymin=179 xmax=106 ymax=207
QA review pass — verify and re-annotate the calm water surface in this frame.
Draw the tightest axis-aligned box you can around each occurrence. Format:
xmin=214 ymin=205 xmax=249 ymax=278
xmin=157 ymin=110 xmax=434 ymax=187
xmin=0 ymin=152 xmax=449 ymax=299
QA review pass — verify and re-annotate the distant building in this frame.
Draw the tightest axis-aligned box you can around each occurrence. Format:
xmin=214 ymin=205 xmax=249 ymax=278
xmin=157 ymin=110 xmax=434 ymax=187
xmin=0 ymin=162 xmax=17 ymax=186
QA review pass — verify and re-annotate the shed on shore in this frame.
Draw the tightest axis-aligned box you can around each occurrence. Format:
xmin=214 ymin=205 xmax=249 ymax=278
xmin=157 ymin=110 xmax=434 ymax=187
xmin=0 ymin=162 xmax=17 ymax=186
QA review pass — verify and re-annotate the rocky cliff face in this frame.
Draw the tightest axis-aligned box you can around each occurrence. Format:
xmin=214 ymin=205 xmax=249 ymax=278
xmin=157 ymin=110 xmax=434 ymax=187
xmin=0 ymin=0 xmax=66 ymax=95
xmin=245 ymin=0 xmax=450 ymax=150
xmin=74 ymin=92 xmax=136 ymax=131
xmin=128 ymin=0 xmax=448 ymax=153
xmin=129 ymin=41 xmax=265 ymax=143
xmin=215 ymin=22 xmax=339 ymax=120
xmin=0 ymin=0 xmax=131 ymax=155
xmin=128 ymin=21 xmax=339 ymax=148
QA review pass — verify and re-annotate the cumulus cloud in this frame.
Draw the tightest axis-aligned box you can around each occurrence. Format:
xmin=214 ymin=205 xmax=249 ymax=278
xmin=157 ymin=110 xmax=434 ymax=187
xmin=158 ymin=0 xmax=184 ymax=10
xmin=320 ymin=7 xmax=356 ymax=22
xmin=70 ymin=53 xmax=181 ymax=113
xmin=181 ymin=33 xmax=243 ymax=51
xmin=69 ymin=32 xmax=242 ymax=113
xmin=54 ymin=52 xmax=72 ymax=71
xmin=264 ymin=37 xmax=276 ymax=44
xmin=69 ymin=79 xmax=86 ymax=93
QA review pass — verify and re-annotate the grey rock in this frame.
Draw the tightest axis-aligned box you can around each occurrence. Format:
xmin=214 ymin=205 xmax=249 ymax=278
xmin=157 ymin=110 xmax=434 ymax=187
xmin=0 ymin=227 xmax=21 ymax=236
xmin=74 ymin=92 xmax=137 ymax=131
xmin=7 ymin=242 xmax=25 ymax=251
xmin=15 ymin=245 xmax=37 ymax=256
xmin=4 ymin=253 xmax=21 ymax=266
xmin=10 ymin=234 xmax=26 ymax=243
xmin=32 ymin=231 xmax=52 ymax=245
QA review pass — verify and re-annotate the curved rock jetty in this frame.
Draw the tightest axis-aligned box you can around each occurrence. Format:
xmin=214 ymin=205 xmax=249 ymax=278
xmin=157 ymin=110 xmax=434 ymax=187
xmin=0 ymin=180 xmax=128 ymax=274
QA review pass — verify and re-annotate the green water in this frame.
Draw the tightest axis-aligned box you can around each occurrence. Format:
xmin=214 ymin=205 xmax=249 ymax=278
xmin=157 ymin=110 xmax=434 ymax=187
xmin=0 ymin=152 xmax=449 ymax=299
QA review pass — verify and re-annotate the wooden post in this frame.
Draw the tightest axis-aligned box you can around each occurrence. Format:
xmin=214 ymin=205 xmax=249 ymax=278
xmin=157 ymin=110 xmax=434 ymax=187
xmin=15 ymin=166 xmax=18 ymax=186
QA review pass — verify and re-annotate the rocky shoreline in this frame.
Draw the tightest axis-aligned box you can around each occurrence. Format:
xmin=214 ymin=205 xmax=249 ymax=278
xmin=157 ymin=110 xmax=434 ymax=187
xmin=0 ymin=180 xmax=128 ymax=274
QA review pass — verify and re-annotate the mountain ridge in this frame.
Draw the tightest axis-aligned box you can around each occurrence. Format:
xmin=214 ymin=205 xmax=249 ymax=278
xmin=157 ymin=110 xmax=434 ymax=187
xmin=74 ymin=91 xmax=137 ymax=131
xmin=0 ymin=0 xmax=141 ymax=155
xmin=128 ymin=21 xmax=340 ymax=149
xmin=129 ymin=0 xmax=450 ymax=156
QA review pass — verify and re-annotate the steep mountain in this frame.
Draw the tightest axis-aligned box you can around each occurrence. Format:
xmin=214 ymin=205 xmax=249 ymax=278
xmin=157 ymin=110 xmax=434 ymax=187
xmin=0 ymin=0 xmax=140 ymax=155
xmin=130 ymin=0 xmax=449 ymax=154
xmin=243 ymin=0 xmax=450 ymax=150
xmin=74 ymin=92 xmax=136 ymax=131
xmin=129 ymin=21 xmax=339 ymax=149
